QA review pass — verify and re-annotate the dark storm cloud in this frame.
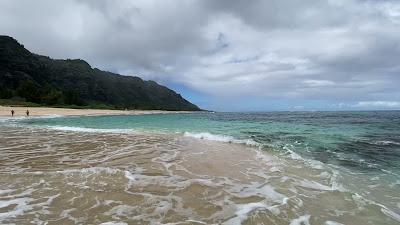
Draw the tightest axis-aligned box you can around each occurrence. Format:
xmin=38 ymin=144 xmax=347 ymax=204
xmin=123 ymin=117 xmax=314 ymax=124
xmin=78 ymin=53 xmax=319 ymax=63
xmin=1 ymin=0 xmax=400 ymax=108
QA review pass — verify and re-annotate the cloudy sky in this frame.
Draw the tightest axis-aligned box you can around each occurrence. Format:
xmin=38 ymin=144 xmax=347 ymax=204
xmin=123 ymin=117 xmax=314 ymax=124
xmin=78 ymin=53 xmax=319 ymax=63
xmin=1 ymin=0 xmax=400 ymax=111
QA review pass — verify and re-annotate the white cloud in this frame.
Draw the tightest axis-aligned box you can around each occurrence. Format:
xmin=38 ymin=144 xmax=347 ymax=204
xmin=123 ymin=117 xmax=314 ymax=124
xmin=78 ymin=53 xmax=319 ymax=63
xmin=304 ymin=80 xmax=335 ymax=88
xmin=356 ymin=101 xmax=400 ymax=108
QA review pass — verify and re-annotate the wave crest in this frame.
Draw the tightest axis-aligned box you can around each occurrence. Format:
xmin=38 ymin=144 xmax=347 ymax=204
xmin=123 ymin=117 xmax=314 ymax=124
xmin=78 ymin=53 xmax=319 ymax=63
xmin=49 ymin=126 xmax=137 ymax=134
xmin=183 ymin=132 xmax=259 ymax=146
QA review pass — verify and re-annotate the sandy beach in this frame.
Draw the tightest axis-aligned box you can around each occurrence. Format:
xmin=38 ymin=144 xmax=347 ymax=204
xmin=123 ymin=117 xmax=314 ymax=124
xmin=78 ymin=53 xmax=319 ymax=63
xmin=0 ymin=106 xmax=183 ymax=117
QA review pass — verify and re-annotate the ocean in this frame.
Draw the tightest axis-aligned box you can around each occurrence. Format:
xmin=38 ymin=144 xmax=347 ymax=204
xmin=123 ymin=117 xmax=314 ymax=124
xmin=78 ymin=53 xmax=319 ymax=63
xmin=0 ymin=111 xmax=399 ymax=224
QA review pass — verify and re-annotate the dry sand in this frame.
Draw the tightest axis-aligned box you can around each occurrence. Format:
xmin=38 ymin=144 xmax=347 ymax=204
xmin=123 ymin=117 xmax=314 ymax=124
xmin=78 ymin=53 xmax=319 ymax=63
xmin=0 ymin=106 xmax=184 ymax=117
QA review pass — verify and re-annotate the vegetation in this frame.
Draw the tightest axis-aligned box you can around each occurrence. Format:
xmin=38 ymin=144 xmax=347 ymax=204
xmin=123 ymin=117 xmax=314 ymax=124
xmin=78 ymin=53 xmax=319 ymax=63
xmin=0 ymin=35 xmax=200 ymax=111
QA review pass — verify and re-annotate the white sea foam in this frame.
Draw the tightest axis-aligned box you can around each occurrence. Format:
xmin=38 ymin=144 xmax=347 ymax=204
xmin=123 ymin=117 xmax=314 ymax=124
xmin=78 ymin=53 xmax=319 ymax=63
xmin=100 ymin=222 xmax=128 ymax=225
xmin=381 ymin=207 xmax=400 ymax=222
xmin=183 ymin=132 xmax=259 ymax=146
xmin=282 ymin=145 xmax=303 ymax=160
xmin=48 ymin=126 xmax=137 ymax=134
xmin=124 ymin=170 xmax=220 ymax=189
xmin=16 ymin=167 xmax=124 ymax=176
xmin=35 ymin=114 xmax=64 ymax=119
xmin=290 ymin=215 xmax=311 ymax=225
xmin=324 ymin=221 xmax=344 ymax=225
xmin=296 ymin=179 xmax=335 ymax=191
xmin=226 ymin=182 xmax=288 ymax=206
xmin=0 ymin=197 xmax=33 ymax=222
xmin=184 ymin=132 xmax=236 ymax=142
xmin=374 ymin=140 xmax=400 ymax=146
xmin=56 ymin=167 xmax=121 ymax=175
xmin=222 ymin=202 xmax=267 ymax=225
xmin=105 ymin=205 xmax=138 ymax=217
xmin=351 ymin=193 xmax=400 ymax=223
xmin=0 ymin=189 xmax=15 ymax=195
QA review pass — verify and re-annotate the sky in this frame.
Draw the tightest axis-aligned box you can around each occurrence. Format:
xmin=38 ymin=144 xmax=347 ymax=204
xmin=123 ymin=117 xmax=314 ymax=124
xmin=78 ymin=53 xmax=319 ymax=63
xmin=1 ymin=0 xmax=400 ymax=111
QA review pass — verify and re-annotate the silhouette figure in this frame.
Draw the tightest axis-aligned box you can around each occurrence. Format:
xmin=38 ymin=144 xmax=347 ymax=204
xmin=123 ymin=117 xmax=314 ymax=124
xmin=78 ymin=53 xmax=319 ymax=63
xmin=26 ymin=110 xmax=29 ymax=116
xmin=11 ymin=109 xmax=14 ymax=117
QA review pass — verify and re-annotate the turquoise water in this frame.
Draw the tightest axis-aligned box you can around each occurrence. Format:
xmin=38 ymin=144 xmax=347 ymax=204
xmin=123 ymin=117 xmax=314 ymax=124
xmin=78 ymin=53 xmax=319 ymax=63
xmin=20 ymin=111 xmax=400 ymax=174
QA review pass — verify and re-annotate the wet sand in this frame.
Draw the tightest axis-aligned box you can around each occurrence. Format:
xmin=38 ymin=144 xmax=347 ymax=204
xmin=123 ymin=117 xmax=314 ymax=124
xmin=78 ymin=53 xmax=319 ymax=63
xmin=0 ymin=126 xmax=397 ymax=224
xmin=0 ymin=106 xmax=188 ymax=117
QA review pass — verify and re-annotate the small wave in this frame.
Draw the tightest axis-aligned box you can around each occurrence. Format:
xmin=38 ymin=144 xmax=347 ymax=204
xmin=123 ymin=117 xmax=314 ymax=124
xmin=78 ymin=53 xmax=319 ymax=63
xmin=0 ymin=116 xmax=24 ymax=122
xmin=183 ymin=132 xmax=260 ymax=146
xmin=325 ymin=221 xmax=345 ymax=225
xmin=0 ymin=116 xmax=30 ymax=123
xmin=56 ymin=167 xmax=122 ymax=175
xmin=381 ymin=208 xmax=400 ymax=223
xmin=373 ymin=140 xmax=400 ymax=146
xmin=100 ymin=222 xmax=128 ymax=225
xmin=0 ymin=114 xmax=64 ymax=123
xmin=48 ymin=126 xmax=137 ymax=134
xmin=13 ymin=167 xmax=124 ymax=176
xmin=34 ymin=114 xmax=64 ymax=119
xmin=351 ymin=193 xmax=400 ymax=223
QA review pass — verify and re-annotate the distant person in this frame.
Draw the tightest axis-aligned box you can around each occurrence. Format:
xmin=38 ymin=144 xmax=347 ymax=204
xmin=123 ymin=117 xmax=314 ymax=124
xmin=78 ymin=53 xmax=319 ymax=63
xmin=11 ymin=109 xmax=14 ymax=117
xmin=26 ymin=109 xmax=29 ymax=117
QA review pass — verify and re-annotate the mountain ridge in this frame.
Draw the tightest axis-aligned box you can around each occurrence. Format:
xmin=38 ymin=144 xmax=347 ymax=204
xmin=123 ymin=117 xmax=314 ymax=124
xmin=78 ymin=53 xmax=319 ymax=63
xmin=0 ymin=35 xmax=200 ymax=111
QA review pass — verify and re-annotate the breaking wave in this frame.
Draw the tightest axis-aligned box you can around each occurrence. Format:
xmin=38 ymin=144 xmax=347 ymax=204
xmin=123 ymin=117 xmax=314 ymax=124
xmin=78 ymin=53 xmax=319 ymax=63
xmin=183 ymin=131 xmax=260 ymax=146
xmin=48 ymin=126 xmax=138 ymax=134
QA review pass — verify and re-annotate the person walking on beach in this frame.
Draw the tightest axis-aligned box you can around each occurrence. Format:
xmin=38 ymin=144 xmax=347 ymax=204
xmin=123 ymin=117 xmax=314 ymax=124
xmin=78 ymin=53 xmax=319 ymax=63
xmin=26 ymin=109 xmax=29 ymax=117
xmin=11 ymin=109 xmax=14 ymax=117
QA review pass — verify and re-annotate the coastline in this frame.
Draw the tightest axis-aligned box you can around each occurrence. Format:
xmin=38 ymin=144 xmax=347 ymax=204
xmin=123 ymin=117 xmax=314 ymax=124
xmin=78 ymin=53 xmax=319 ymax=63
xmin=0 ymin=106 xmax=190 ymax=117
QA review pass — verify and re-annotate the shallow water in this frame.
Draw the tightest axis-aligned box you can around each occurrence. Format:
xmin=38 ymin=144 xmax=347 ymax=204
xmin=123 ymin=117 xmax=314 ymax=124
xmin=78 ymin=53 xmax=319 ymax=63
xmin=0 ymin=112 xmax=399 ymax=224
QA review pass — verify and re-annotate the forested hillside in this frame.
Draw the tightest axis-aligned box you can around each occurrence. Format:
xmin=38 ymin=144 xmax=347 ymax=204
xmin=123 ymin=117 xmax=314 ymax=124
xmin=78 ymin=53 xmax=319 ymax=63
xmin=0 ymin=35 xmax=200 ymax=110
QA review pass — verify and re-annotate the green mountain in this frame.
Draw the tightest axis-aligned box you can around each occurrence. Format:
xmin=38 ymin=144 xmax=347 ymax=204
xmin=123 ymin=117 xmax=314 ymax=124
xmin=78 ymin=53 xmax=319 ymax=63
xmin=0 ymin=35 xmax=200 ymax=110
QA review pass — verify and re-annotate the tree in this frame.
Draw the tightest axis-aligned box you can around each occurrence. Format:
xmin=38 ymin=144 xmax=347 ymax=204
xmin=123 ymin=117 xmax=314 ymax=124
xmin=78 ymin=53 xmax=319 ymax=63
xmin=16 ymin=80 xmax=40 ymax=103
xmin=41 ymin=89 xmax=63 ymax=105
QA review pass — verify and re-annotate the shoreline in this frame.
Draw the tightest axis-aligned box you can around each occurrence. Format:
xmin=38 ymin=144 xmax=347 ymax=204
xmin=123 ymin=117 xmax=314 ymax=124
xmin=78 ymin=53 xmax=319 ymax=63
xmin=0 ymin=110 xmax=398 ymax=224
xmin=0 ymin=106 xmax=191 ymax=117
